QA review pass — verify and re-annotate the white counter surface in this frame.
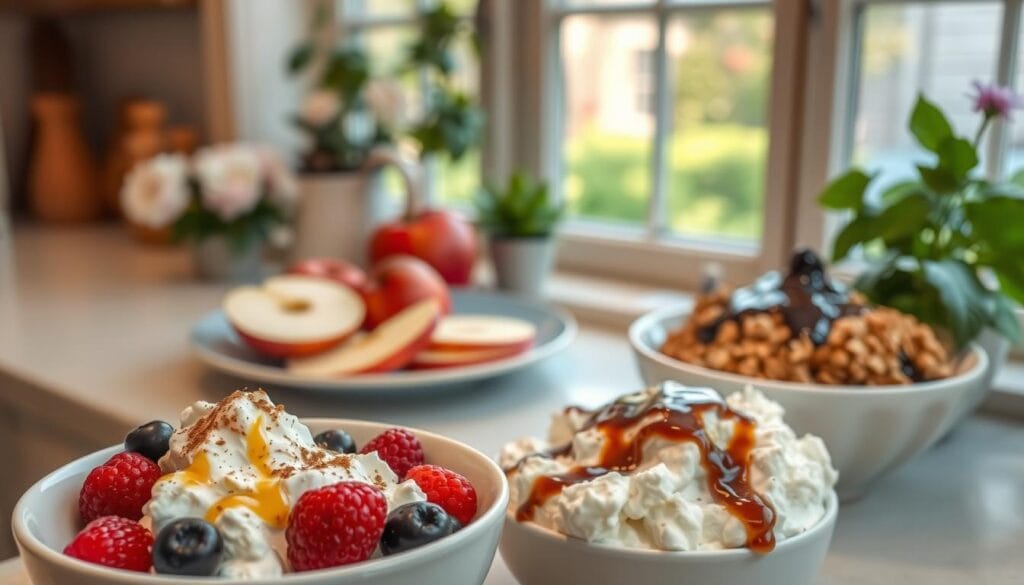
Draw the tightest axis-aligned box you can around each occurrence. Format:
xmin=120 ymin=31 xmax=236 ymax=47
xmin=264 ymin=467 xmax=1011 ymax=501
xmin=0 ymin=225 xmax=1021 ymax=584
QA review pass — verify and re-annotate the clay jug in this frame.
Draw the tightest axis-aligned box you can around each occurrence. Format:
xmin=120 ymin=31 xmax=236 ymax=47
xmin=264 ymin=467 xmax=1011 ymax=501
xmin=29 ymin=92 xmax=100 ymax=223
xmin=103 ymin=98 xmax=166 ymax=215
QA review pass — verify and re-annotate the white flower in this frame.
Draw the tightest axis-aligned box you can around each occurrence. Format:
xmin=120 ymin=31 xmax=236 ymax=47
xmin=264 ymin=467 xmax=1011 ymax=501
xmin=120 ymin=153 xmax=190 ymax=228
xmin=256 ymin=146 xmax=298 ymax=212
xmin=299 ymin=90 xmax=341 ymax=127
xmin=194 ymin=144 xmax=263 ymax=222
xmin=363 ymin=78 xmax=407 ymax=129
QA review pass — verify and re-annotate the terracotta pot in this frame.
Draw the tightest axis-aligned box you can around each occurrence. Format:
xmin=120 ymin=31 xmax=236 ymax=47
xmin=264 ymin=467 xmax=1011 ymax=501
xmin=103 ymin=99 xmax=167 ymax=217
xmin=29 ymin=93 xmax=100 ymax=223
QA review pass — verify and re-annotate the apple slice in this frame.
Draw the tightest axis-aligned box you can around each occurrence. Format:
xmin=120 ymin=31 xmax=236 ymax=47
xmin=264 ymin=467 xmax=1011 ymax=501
xmin=411 ymin=344 xmax=529 ymax=370
xmin=429 ymin=315 xmax=537 ymax=353
xmin=225 ymin=275 xmax=365 ymax=358
xmin=287 ymin=298 xmax=441 ymax=377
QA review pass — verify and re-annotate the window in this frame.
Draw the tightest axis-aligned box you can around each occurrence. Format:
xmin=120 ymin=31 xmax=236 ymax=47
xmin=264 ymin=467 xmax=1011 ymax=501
xmin=544 ymin=0 xmax=797 ymax=288
xmin=337 ymin=0 xmax=481 ymax=207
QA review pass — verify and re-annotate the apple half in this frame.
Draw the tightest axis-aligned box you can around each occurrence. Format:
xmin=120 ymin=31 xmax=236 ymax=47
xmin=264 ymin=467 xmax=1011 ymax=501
xmin=224 ymin=275 xmax=365 ymax=358
xmin=429 ymin=315 xmax=537 ymax=353
xmin=411 ymin=344 xmax=529 ymax=370
xmin=287 ymin=298 xmax=441 ymax=377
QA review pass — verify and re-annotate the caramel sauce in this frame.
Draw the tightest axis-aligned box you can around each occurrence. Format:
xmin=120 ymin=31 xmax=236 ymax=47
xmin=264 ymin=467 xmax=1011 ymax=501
xmin=511 ymin=383 xmax=777 ymax=553
xmin=161 ymin=416 xmax=290 ymax=529
xmin=698 ymin=249 xmax=863 ymax=346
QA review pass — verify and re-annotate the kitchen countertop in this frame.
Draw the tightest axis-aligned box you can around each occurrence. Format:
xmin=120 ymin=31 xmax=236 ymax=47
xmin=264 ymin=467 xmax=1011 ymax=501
xmin=0 ymin=224 xmax=1021 ymax=584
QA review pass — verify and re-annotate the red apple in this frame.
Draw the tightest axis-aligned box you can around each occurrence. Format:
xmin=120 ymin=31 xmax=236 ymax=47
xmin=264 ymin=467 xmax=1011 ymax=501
xmin=287 ymin=258 xmax=367 ymax=292
xmin=428 ymin=315 xmax=536 ymax=353
xmin=370 ymin=209 xmax=477 ymax=285
xmin=224 ymin=275 xmax=365 ymax=358
xmin=411 ymin=344 xmax=530 ymax=370
xmin=363 ymin=255 xmax=451 ymax=329
xmin=287 ymin=298 xmax=441 ymax=376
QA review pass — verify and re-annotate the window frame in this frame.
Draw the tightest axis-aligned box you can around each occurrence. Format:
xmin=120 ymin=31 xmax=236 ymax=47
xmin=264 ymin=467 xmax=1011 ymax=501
xmin=533 ymin=0 xmax=811 ymax=289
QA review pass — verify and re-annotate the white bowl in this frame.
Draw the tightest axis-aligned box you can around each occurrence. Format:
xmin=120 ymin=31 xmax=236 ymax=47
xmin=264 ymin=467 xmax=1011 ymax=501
xmin=13 ymin=419 xmax=509 ymax=585
xmin=629 ymin=305 xmax=988 ymax=501
xmin=500 ymin=491 xmax=837 ymax=585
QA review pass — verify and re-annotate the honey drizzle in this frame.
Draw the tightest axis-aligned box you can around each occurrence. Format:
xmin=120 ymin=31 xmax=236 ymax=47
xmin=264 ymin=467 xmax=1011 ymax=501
xmin=511 ymin=383 xmax=777 ymax=553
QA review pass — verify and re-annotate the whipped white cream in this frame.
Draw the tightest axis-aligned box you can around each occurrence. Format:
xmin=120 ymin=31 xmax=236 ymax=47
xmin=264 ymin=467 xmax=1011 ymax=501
xmin=500 ymin=384 xmax=837 ymax=552
xmin=144 ymin=390 xmax=424 ymax=577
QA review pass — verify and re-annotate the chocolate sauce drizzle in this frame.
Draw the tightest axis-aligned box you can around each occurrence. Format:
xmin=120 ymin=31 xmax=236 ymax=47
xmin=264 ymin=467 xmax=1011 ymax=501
xmin=698 ymin=249 xmax=863 ymax=346
xmin=509 ymin=383 xmax=777 ymax=553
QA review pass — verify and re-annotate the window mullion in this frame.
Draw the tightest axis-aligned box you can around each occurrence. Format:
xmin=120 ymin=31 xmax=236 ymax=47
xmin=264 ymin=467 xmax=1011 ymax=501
xmin=988 ymin=0 xmax=1023 ymax=179
xmin=647 ymin=0 xmax=671 ymax=239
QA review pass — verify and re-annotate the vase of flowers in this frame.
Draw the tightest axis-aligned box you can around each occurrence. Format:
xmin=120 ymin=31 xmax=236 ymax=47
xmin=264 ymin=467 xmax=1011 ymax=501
xmin=121 ymin=143 xmax=297 ymax=282
xmin=475 ymin=172 xmax=564 ymax=296
xmin=820 ymin=80 xmax=1024 ymax=412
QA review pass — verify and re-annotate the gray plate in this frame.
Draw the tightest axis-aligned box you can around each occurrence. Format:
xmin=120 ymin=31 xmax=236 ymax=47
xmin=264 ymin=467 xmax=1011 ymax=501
xmin=190 ymin=289 xmax=577 ymax=392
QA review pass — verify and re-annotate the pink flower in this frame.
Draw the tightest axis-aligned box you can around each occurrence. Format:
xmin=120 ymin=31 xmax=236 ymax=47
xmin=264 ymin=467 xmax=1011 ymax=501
xmin=971 ymin=81 xmax=1024 ymax=120
xmin=194 ymin=144 xmax=263 ymax=222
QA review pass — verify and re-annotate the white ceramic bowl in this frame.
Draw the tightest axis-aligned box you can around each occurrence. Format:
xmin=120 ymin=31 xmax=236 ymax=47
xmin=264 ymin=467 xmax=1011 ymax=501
xmin=629 ymin=305 xmax=988 ymax=501
xmin=13 ymin=419 xmax=509 ymax=585
xmin=500 ymin=491 xmax=837 ymax=585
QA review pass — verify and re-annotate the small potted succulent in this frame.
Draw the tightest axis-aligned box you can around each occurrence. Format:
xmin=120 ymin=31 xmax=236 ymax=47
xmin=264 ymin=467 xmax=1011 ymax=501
xmin=121 ymin=143 xmax=297 ymax=282
xmin=820 ymin=81 xmax=1024 ymax=394
xmin=475 ymin=172 xmax=564 ymax=295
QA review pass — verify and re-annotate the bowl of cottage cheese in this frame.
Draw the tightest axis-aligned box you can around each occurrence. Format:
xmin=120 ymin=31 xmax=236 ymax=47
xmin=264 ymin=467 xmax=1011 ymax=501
xmin=498 ymin=382 xmax=839 ymax=585
xmin=13 ymin=390 xmax=509 ymax=585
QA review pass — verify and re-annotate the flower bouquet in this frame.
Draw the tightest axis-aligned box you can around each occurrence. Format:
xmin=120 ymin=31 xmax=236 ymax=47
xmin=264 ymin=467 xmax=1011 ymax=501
xmin=121 ymin=143 xmax=297 ymax=281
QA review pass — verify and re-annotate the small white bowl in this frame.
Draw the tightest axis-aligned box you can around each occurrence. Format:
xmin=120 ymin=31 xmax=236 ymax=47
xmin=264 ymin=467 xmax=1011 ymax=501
xmin=13 ymin=419 xmax=509 ymax=585
xmin=629 ymin=305 xmax=988 ymax=500
xmin=500 ymin=491 xmax=837 ymax=585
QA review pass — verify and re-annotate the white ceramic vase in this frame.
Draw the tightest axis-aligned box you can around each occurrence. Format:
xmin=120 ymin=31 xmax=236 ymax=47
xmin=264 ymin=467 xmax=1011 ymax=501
xmin=291 ymin=148 xmax=421 ymax=267
xmin=190 ymin=236 xmax=264 ymax=283
xmin=489 ymin=236 xmax=556 ymax=297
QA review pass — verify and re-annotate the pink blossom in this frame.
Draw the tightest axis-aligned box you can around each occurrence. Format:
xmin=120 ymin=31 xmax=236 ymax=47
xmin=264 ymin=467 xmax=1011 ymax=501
xmin=971 ymin=80 xmax=1024 ymax=120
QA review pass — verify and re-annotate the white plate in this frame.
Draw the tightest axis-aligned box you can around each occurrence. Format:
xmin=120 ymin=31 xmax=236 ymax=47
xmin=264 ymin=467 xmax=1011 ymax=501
xmin=190 ymin=289 xmax=577 ymax=392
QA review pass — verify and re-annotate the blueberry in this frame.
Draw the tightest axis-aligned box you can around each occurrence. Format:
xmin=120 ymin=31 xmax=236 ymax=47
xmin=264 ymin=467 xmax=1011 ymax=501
xmin=153 ymin=518 xmax=223 ymax=576
xmin=380 ymin=502 xmax=461 ymax=556
xmin=314 ymin=429 xmax=357 ymax=454
xmin=124 ymin=420 xmax=174 ymax=462
xmin=789 ymin=248 xmax=824 ymax=278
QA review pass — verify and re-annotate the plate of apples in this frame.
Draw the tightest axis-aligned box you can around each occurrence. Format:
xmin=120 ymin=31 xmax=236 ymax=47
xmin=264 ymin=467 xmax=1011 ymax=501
xmin=190 ymin=256 xmax=577 ymax=391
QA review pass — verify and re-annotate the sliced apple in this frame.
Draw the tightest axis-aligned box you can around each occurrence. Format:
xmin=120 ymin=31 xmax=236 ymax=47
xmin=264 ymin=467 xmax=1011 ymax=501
xmin=224 ymin=275 xmax=365 ymax=358
xmin=411 ymin=344 xmax=529 ymax=370
xmin=429 ymin=315 xmax=537 ymax=353
xmin=287 ymin=298 xmax=441 ymax=377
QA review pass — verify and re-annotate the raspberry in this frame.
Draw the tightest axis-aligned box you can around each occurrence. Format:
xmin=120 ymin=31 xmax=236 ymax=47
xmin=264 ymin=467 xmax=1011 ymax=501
xmin=359 ymin=428 xmax=424 ymax=478
xmin=405 ymin=465 xmax=478 ymax=525
xmin=79 ymin=452 xmax=161 ymax=523
xmin=286 ymin=482 xmax=387 ymax=571
xmin=63 ymin=516 xmax=153 ymax=572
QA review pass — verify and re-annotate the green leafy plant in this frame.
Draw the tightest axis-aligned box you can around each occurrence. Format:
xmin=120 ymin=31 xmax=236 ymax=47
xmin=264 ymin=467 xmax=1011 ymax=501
xmin=820 ymin=84 xmax=1024 ymax=348
xmin=475 ymin=172 xmax=564 ymax=238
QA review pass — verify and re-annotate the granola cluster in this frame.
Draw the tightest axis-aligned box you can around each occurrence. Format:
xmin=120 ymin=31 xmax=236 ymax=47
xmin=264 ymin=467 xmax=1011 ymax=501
xmin=661 ymin=288 xmax=954 ymax=385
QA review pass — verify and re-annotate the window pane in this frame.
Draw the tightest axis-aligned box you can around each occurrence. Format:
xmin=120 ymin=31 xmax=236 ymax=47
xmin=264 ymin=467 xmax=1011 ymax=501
xmin=562 ymin=15 xmax=656 ymax=229
xmin=342 ymin=0 xmax=416 ymax=19
xmin=563 ymin=0 xmax=654 ymax=7
xmin=436 ymin=33 xmax=482 ymax=207
xmin=444 ymin=0 xmax=479 ymax=16
xmin=852 ymin=2 xmax=1002 ymax=197
xmin=1005 ymin=27 xmax=1024 ymax=177
xmin=666 ymin=8 xmax=772 ymax=244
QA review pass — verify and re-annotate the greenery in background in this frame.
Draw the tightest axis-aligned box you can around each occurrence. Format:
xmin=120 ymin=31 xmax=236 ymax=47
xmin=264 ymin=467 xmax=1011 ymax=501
xmin=820 ymin=94 xmax=1024 ymax=348
xmin=565 ymin=11 xmax=770 ymax=241
xmin=406 ymin=2 xmax=484 ymax=162
xmin=475 ymin=172 xmax=564 ymax=238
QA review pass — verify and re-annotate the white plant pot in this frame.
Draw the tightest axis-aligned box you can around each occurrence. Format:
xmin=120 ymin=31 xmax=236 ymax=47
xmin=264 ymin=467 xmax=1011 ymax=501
xmin=489 ymin=236 xmax=556 ymax=297
xmin=960 ymin=328 xmax=1011 ymax=416
xmin=189 ymin=235 xmax=264 ymax=283
xmin=291 ymin=148 xmax=422 ymax=267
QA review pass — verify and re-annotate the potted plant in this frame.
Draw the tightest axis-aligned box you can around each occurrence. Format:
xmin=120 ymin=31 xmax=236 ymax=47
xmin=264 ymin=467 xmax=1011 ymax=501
xmin=475 ymin=172 xmax=564 ymax=295
xmin=120 ymin=143 xmax=297 ymax=282
xmin=285 ymin=2 xmax=483 ymax=267
xmin=819 ymin=81 xmax=1024 ymax=397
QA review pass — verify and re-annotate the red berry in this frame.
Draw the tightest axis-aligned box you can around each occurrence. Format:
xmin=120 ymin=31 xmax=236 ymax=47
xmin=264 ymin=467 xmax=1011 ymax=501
xmin=360 ymin=428 xmax=424 ymax=478
xmin=405 ymin=465 xmax=478 ymax=525
xmin=63 ymin=516 xmax=153 ymax=572
xmin=286 ymin=482 xmax=388 ymax=572
xmin=79 ymin=452 xmax=161 ymax=523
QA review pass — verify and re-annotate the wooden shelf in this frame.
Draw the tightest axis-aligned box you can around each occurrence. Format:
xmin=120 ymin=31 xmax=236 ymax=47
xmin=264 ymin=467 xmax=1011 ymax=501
xmin=0 ymin=0 xmax=196 ymax=16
